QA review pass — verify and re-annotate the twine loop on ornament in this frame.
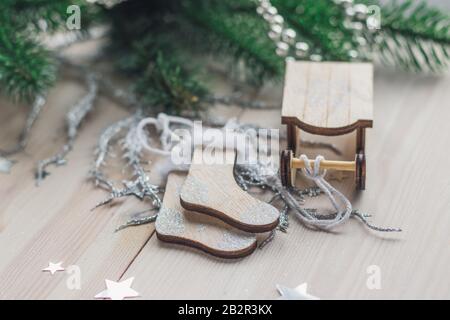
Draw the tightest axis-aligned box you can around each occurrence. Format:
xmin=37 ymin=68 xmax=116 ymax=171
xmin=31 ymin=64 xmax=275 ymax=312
xmin=136 ymin=113 xmax=194 ymax=156
xmin=136 ymin=114 xmax=246 ymax=159
xmin=297 ymin=154 xmax=353 ymax=230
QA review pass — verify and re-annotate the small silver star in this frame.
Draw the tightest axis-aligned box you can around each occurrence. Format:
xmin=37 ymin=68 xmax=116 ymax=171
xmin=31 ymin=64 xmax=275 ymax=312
xmin=42 ymin=262 xmax=65 ymax=275
xmin=95 ymin=277 xmax=139 ymax=300
xmin=277 ymin=283 xmax=319 ymax=300
xmin=0 ymin=157 xmax=14 ymax=174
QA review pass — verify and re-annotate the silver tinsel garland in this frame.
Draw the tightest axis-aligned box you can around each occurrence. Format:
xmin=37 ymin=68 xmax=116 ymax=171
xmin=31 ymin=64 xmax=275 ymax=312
xmin=90 ymin=111 xmax=163 ymax=231
xmin=36 ymin=73 xmax=98 ymax=185
xmin=257 ymin=0 xmax=378 ymax=61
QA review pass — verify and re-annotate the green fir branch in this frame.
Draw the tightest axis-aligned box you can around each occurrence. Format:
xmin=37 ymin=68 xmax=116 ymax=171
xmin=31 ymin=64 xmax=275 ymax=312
xmin=107 ymin=1 xmax=207 ymax=114
xmin=0 ymin=15 xmax=56 ymax=101
xmin=181 ymin=0 xmax=284 ymax=85
xmin=134 ymin=52 xmax=207 ymax=115
xmin=4 ymin=0 xmax=99 ymax=32
xmin=0 ymin=1 xmax=100 ymax=101
xmin=372 ymin=0 xmax=450 ymax=72
xmin=381 ymin=0 xmax=450 ymax=44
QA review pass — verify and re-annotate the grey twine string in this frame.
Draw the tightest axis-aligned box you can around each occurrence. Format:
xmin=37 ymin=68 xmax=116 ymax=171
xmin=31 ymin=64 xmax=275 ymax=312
xmin=263 ymin=155 xmax=401 ymax=233
xmin=294 ymin=155 xmax=352 ymax=230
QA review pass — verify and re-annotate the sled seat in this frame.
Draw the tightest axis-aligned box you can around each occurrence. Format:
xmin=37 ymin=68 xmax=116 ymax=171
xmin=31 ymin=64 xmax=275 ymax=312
xmin=280 ymin=61 xmax=373 ymax=190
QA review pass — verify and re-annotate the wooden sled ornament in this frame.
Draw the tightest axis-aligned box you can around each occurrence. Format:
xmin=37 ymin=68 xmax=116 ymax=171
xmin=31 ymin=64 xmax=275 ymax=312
xmin=156 ymin=172 xmax=257 ymax=259
xmin=280 ymin=61 xmax=373 ymax=190
xmin=180 ymin=148 xmax=280 ymax=233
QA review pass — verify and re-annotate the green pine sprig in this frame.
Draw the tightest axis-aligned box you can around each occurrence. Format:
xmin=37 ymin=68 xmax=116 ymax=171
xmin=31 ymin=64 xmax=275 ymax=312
xmin=0 ymin=0 xmax=100 ymax=101
xmin=367 ymin=0 xmax=450 ymax=72
xmin=134 ymin=52 xmax=207 ymax=115
xmin=181 ymin=0 xmax=285 ymax=85
xmin=0 ymin=15 xmax=56 ymax=101
xmin=107 ymin=1 xmax=208 ymax=114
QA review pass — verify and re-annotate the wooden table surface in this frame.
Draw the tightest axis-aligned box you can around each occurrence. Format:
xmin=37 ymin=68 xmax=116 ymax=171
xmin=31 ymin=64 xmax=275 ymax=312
xmin=0 ymin=65 xmax=449 ymax=300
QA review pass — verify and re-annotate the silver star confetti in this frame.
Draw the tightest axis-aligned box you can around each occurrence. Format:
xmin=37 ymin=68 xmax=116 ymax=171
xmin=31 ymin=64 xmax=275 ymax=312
xmin=277 ymin=283 xmax=319 ymax=300
xmin=95 ymin=277 xmax=140 ymax=300
xmin=0 ymin=157 xmax=14 ymax=174
xmin=42 ymin=262 xmax=65 ymax=275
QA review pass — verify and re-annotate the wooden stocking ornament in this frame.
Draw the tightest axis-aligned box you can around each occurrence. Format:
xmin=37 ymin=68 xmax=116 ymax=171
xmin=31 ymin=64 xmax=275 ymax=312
xmin=179 ymin=148 xmax=280 ymax=233
xmin=155 ymin=172 xmax=257 ymax=259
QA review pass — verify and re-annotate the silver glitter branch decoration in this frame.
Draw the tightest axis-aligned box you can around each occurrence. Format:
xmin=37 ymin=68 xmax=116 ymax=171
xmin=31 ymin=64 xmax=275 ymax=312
xmin=114 ymin=210 xmax=158 ymax=232
xmin=121 ymin=118 xmax=162 ymax=207
xmin=91 ymin=113 xmax=163 ymax=231
xmin=36 ymin=73 xmax=98 ymax=185
xmin=66 ymin=74 xmax=98 ymax=139
xmin=92 ymin=115 xmax=136 ymax=187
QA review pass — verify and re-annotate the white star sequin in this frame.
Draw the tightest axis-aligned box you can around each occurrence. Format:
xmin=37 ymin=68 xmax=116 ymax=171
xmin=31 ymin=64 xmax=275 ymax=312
xmin=42 ymin=262 xmax=65 ymax=275
xmin=0 ymin=157 xmax=14 ymax=174
xmin=277 ymin=283 xmax=319 ymax=300
xmin=95 ymin=277 xmax=139 ymax=300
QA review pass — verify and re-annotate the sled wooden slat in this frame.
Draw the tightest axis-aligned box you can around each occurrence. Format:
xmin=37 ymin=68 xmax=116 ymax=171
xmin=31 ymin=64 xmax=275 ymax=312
xmin=282 ymin=61 xmax=373 ymax=135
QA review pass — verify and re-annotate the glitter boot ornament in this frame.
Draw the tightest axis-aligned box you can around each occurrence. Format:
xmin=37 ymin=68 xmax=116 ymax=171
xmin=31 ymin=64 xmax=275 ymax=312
xmin=155 ymin=172 xmax=257 ymax=259
xmin=179 ymin=147 xmax=280 ymax=233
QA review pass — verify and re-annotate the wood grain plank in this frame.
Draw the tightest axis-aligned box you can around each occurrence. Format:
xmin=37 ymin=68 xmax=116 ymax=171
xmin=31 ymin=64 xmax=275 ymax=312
xmin=281 ymin=60 xmax=309 ymax=119
xmin=327 ymin=63 xmax=351 ymax=128
xmin=349 ymin=63 xmax=373 ymax=124
xmin=302 ymin=62 xmax=330 ymax=128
